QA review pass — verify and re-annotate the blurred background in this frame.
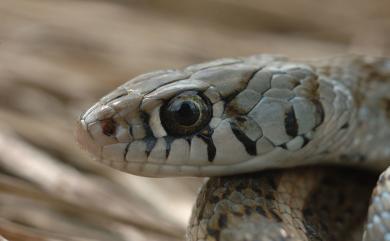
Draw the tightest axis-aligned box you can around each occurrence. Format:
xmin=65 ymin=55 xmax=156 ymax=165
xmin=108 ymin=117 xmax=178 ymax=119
xmin=0 ymin=1 xmax=389 ymax=240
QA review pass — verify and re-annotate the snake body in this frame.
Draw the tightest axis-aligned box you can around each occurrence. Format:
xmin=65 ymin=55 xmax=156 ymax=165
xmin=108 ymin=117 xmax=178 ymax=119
xmin=76 ymin=55 xmax=390 ymax=240
xmin=188 ymin=167 xmax=376 ymax=241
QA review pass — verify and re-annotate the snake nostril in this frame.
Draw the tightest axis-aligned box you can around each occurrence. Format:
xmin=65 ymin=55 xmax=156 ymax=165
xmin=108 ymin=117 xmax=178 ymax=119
xmin=101 ymin=119 xmax=117 ymax=136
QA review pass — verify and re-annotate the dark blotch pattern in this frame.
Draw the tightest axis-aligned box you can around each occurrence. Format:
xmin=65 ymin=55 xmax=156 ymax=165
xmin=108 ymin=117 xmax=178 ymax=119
xmin=206 ymin=228 xmax=220 ymax=240
xmin=163 ymin=136 xmax=175 ymax=158
xmin=340 ymin=122 xmax=349 ymax=129
xmin=269 ymin=209 xmax=283 ymax=222
xmin=302 ymin=135 xmax=310 ymax=148
xmin=218 ymin=214 xmax=228 ymax=228
xmin=188 ymin=167 xmax=376 ymax=241
xmin=144 ymin=137 xmax=157 ymax=156
xmin=230 ymin=121 xmax=257 ymax=156
xmin=284 ymin=107 xmax=298 ymax=137
xmin=302 ymin=168 xmax=376 ymax=241
xmin=140 ymin=112 xmax=157 ymax=156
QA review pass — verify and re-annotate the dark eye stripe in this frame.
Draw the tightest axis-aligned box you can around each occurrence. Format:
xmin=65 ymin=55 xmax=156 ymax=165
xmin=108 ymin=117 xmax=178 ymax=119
xmin=197 ymin=127 xmax=216 ymax=162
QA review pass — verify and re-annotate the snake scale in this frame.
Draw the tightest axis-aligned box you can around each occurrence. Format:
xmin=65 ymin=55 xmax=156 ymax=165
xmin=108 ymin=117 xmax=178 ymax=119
xmin=76 ymin=55 xmax=390 ymax=241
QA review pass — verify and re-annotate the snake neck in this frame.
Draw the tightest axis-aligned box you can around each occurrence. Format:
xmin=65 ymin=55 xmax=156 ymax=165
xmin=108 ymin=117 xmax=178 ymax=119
xmin=313 ymin=56 xmax=390 ymax=170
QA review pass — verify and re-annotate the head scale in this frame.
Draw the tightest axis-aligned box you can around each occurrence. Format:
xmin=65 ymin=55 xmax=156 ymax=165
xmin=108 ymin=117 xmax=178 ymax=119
xmin=77 ymin=55 xmax=324 ymax=177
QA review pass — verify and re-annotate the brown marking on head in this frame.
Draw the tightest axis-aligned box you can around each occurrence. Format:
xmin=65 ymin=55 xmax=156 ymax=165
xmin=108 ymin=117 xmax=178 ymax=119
xmin=225 ymin=106 xmax=242 ymax=117
xmin=224 ymin=101 xmax=247 ymax=116
xmin=101 ymin=119 xmax=116 ymax=136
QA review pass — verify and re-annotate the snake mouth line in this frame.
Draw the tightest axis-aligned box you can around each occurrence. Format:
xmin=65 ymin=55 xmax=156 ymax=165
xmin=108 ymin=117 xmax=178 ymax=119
xmin=77 ymin=54 xmax=330 ymax=178
xmin=92 ymin=146 xmax=304 ymax=177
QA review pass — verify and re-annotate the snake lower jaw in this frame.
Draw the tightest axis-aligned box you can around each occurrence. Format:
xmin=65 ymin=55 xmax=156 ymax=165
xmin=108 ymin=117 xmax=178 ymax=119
xmin=76 ymin=119 xmax=102 ymax=160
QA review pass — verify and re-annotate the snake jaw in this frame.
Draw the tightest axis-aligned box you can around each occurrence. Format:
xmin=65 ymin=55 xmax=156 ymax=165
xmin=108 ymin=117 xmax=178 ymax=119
xmin=76 ymin=118 xmax=102 ymax=160
xmin=74 ymin=55 xmax=390 ymax=241
xmin=76 ymin=102 xmax=120 ymax=164
xmin=76 ymin=55 xmax=334 ymax=177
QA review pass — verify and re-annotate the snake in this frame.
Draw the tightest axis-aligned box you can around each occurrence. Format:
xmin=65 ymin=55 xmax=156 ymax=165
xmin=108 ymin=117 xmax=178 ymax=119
xmin=76 ymin=54 xmax=390 ymax=241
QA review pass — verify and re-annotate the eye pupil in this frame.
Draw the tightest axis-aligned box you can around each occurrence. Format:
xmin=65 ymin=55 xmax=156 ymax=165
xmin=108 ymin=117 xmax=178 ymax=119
xmin=160 ymin=91 xmax=212 ymax=137
xmin=173 ymin=101 xmax=200 ymax=126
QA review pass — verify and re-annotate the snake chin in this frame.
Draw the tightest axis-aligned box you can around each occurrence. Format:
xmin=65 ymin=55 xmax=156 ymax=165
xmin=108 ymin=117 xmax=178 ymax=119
xmin=76 ymin=119 xmax=102 ymax=160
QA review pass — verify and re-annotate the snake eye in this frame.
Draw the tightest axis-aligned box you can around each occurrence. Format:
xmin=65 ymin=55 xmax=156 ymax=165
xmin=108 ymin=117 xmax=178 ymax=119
xmin=160 ymin=91 xmax=212 ymax=137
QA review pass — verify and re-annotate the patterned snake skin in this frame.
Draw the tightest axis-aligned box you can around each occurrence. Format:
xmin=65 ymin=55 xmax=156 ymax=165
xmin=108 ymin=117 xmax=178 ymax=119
xmin=76 ymin=55 xmax=390 ymax=240
xmin=188 ymin=167 xmax=376 ymax=241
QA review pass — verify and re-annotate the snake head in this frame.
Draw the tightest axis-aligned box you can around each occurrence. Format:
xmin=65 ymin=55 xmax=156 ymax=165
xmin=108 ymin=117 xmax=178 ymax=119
xmin=77 ymin=55 xmax=325 ymax=177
